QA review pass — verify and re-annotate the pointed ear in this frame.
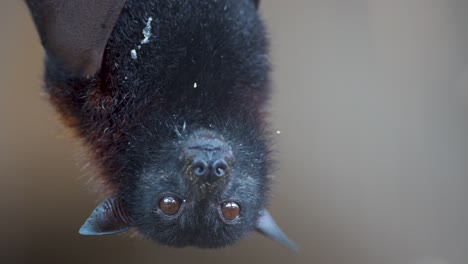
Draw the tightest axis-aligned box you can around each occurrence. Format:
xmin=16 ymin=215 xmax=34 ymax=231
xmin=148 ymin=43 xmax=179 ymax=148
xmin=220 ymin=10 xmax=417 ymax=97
xmin=79 ymin=196 xmax=132 ymax=236
xmin=256 ymin=210 xmax=299 ymax=252
xmin=25 ymin=0 xmax=127 ymax=77
xmin=253 ymin=0 xmax=260 ymax=9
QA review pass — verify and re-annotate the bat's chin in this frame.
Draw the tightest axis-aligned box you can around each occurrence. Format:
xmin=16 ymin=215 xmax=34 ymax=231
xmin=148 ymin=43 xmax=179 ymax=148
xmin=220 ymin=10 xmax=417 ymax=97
xmin=153 ymin=232 xmax=242 ymax=249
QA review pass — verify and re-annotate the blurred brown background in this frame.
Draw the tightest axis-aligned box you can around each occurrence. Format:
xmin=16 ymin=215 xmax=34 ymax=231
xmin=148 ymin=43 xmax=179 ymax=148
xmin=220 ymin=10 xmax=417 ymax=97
xmin=1 ymin=0 xmax=468 ymax=263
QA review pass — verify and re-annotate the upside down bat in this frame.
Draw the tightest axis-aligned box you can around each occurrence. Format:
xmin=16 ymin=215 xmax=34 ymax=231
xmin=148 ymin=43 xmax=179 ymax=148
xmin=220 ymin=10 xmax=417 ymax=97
xmin=25 ymin=0 xmax=297 ymax=250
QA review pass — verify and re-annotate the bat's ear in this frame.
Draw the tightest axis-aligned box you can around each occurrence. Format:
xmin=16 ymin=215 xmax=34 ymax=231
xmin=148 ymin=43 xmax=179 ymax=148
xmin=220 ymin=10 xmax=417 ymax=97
xmin=79 ymin=196 xmax=132 ymax=236
xmin=256 ymin=210 xmax=299 ymax=251
xmin=25 ymin=0 xmax=127 ymax=77
xmin=253 ymin=0 xmax=260 ymax=9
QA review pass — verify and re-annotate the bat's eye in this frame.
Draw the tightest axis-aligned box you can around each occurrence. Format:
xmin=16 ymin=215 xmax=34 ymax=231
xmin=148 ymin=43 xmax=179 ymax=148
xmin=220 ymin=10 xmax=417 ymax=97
xmin=159 ymin=196 xmax=181 ymax=215
xmin=220 ymin=201 xmax=240 ymax=221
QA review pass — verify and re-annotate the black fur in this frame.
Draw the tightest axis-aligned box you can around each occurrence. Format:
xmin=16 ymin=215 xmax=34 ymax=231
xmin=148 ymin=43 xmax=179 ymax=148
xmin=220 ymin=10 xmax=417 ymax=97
xmin=31 ymin=0 xmax=279 ymax=248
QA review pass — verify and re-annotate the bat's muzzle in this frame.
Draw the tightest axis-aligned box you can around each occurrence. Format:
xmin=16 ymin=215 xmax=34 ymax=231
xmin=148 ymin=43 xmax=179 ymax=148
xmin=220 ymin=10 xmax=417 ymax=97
xmin=181 ymin=130 xmax=234 ymax=186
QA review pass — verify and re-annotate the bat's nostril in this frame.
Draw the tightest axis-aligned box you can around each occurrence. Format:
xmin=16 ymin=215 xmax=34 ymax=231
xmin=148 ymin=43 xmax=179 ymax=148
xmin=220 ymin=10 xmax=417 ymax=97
xmin=192 ymin=160 xmax=209 ymax=177
xmin=191 ymin=158 xmax=229 ymax=179
xmin=212 ymin=159 xmax=228 ymax=177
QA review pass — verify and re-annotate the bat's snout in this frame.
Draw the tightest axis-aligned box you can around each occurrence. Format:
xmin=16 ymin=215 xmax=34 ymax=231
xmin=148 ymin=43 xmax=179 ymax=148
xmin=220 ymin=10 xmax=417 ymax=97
xmin=181 ymin=129 xmax=234 ymax=185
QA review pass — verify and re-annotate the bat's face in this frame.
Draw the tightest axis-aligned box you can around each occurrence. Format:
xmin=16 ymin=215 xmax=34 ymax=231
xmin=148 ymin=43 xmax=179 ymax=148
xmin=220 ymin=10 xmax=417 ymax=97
xmin=78 ymin=117 xmax=298 ymax=250
xmin=127 ymin=128 xmax=268 ymax=248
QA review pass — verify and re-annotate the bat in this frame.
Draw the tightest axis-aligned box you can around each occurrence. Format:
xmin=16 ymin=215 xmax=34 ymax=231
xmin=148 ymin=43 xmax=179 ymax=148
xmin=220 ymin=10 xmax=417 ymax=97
xmin=25 ymin=0 xmax=297 ymax=250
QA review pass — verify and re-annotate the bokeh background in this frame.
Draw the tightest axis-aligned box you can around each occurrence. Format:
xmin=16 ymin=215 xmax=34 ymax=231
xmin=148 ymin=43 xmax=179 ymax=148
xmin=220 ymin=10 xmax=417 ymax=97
xmin=1 ymin=0 xmax=467 ymax=263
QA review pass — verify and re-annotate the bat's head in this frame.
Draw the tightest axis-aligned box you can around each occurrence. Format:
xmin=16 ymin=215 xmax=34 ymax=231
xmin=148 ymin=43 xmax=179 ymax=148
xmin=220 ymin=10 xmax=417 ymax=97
xmin=128 ymin=128 xmax=266 ymax=248
xmin=79 ymin=125 xmax=297 ymax=250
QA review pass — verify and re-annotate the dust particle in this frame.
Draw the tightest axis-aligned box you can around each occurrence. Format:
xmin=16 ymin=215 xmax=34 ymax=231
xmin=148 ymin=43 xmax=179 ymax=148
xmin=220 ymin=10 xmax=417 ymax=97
xmin=141 ymin=17 xmax=153 ymax=44
xmin=130 ymin=49 xmax=137 ymax=60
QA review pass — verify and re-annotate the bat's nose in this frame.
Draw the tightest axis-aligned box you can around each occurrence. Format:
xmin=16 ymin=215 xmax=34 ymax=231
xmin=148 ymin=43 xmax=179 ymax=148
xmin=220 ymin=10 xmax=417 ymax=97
xmin=192 ymin=158 xmax=229 ymax=179
xmin=182 ymin=129 xmax=234 ymax=184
